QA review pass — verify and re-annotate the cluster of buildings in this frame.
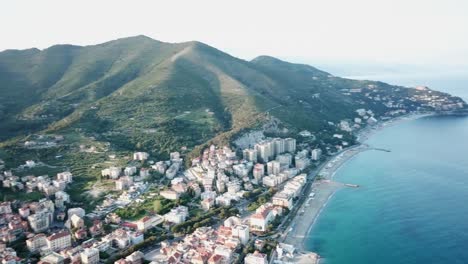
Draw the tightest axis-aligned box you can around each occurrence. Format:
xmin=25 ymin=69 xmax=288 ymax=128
xmin=0 ymin=243 xmax=20 ymax=264
xmin=272 ymin=174 xmax=307 ymax=210
xmin=343 ymin=83 xmax=465 ymax=114
xmin=0 ymin=136 xmax=321 ymax=263
xmin=23 ymin=134 xmax=64 ymax=149
xmin=25 ymin=212 xmax=146 ymax=263
xmin=410 ymin=91 xmax=465 ymax=111
xmin=92 ymin=151 xmax=188 ymax=218
xmin=0 ymin=197 xmax=91 ymax=253
xmin=101 ymin=151 xmax=184 ymax=189
xmin=243 ymin=137 xmax=296 ymax=163
xmin=187 ymin=145 xmax=248 ymax=210
xmin=0 ymin=202 xmax=26 ymax=241
xmin=0 ymin=195 xmax=107 ymax=264
xmin=152 ymin=216 xmax=256 ymax=264
xmin=0 ymin=155 xmax=146 ymax=264
xmin=1 ymin=170 xmax=73 ymax=196
xmin=248 ymin=174 xmax=307 ymax=232
xmin=336 ymin=108 xmax=378 ymax=135
xmin=1 ymin=80 xmax=465 ymax=264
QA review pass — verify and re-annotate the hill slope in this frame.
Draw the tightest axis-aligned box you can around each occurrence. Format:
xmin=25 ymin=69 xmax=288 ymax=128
xmin=0 ymin=36 xmax=465 ymax=157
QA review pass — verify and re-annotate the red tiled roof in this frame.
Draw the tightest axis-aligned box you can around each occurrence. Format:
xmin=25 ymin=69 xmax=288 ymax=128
xmin=47 ymin=230 xmax=69 ymax=240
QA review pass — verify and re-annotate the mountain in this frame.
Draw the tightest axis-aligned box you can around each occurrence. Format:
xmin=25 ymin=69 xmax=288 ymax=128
xmin=0 ymin=36 xmax=465 ymax=158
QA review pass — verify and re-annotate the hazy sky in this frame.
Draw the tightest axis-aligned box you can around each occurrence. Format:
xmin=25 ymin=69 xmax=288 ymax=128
xmin=1 ymin=0 xmax=467 ymax=66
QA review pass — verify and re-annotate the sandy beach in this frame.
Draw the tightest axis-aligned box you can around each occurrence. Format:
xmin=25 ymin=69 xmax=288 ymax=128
xmin=282 ymin=145 xmax=367 ymax=251
xmin=282 ymin=112 xmax=435 ymax=260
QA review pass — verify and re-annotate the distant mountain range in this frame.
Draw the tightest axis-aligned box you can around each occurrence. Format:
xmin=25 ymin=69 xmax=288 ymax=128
xmin=0 ymin=35 xmax=465 ymax=157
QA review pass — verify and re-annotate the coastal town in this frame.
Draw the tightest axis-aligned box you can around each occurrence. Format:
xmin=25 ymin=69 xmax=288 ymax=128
xmin=0 ymin=85 xmax=466 ymax=264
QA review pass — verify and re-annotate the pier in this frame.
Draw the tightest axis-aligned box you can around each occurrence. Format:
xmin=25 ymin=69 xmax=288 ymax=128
xmin=369 ymin=147 xmax=391 ymax=152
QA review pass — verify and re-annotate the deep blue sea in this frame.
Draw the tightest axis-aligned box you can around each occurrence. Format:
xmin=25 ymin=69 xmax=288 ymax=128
xmin=305 ymin=75 xmax=468 ymax=264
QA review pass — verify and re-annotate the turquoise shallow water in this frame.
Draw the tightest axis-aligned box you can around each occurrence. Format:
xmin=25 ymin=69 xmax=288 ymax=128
xmin=305 ymin=114 xmax=468 ymax=264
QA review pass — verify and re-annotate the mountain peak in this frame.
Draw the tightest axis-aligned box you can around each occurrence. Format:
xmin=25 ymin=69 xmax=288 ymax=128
xmin=117 ymin=34 xmax=156 ymax=42
xmin=251 ymin=55 xmax=283 ymax=63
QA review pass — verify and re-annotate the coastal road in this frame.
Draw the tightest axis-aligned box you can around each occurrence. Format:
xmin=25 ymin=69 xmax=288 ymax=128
xmin=267 ymin=146 xmax=365 ymax=263
xmin=275 ymin=144 xmax=365 ymax=242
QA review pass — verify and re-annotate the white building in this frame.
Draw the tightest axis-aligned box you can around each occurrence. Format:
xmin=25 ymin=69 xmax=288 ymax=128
xmin=40 ymin=252 xmax=65 ymax=264
xmin=267 ymin=160 xmax=281 ymax=176
xmin=116 ymin=176 xmax=133 ymax=191
xmin=245 ymin=251 xmax=268 ymax=264
xmin=123 ymin=251 xmax=144 ymax=264
xmin=213 ymin=245 xmax=233 ymax=261
xmin=215 ymin=194 xmax=232 ymax=207
xmin=163 ymin=206 xmax=189 ymax=224
xmin=224 ymin=216 xmax=242 ymax=227
xmin=243 ymin=149 xmax=258 ymax=163
xmin=165 ymin=163 xmax=180 ymax=179
xmin=0 ymin=202 xmax=12 ymax=215
xmin=252 ymin=163 xmax=265 ymax=184
xmin=67 ymin=208 xmax=85 ymax=219
xmin=272 ymin=192 xmax=293 ymax=209
xmin=367 ymin=116 xmax=378 ymax=124
xmin=201 ymin=198 xmax=215 ymax=211
xmin=284 ymin=138 xmax=296 ymax=153
xmin=133 ymin=152 xmax=149 ymax=161
xmin=311 ymin=149 xmax=322 ymax=161
xmin=160 ymin=189 xmax=180 ymax=200
xmin=80 ymin=248 xmax=99 ymax=264
xmin=255 ymin=141 xmax=274 ymax=162
xmin=26 ymin=234 xmax=47 ymax=252
xmin=295 ymin=157 xmax=310 ymax=170
xmin=250 ymin=209 xmax=275 ymax=232
xmin=28 ymin=211 xmax=51 ymax=233
xmin=232 ymin=224 xmax=250 ymax=245
xmin=152 ymin=161 xmax=167 ymax=174
xmin=139 ymin=168 xmax=150 ymax=179
xmin=54 ymin=191 xmax=69 ymax=205
xmin=56 ymin=172 xmax=73 ymax=183
xmin=276 ymin=153 xmax=292 ymax=167
xmin=46 ymin=230 xmax=71 ymax=251
xmin=124 ymin=166 xmax=137 ymax=176
xmin=233 ymin=163 xmax=250 ymax=177
xmin=170 ymin=152 xmax=181 ymax=161
xmin=101 ymin=167 xmax=121 ymax=179
xmin=270 ymin=138 xmax=284 ymax=156
xmin=136 ymin=215 xmax=163 ymax=232
xmin=70 ymin=214 xmax=84 ymax=229
xmin=201 ymin=191 xmax=217 ymax=200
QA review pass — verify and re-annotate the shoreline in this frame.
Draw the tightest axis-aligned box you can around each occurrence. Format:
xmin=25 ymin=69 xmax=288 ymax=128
xmin=283 ymin=112 xmax=435 ymax=260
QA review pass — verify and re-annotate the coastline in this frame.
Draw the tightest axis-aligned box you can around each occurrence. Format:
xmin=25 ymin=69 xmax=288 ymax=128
xmin=282 ymin=112 xmax=435 ymax=261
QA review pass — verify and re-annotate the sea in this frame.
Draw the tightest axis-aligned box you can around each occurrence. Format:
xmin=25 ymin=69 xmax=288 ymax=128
xmin=304 ymin=73 xmax=468 ymax=264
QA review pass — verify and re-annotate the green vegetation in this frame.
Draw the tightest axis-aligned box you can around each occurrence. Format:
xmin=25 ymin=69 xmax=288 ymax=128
xmin=170 ymin=206 xmax=239 ymax=234
xmin=2 ymin=35 xmax=460 ymax=156
xmin=0 ymin=35 xmax=465 ymax=206
xmin=315 ymin=175 xmax=325 ymax=181
xmin=247 ymin=188 xmax=276 ymax=212
xmin=1 ymin=187 xmax=44 ymax=202
xmin=115 ymin=196 xmax=174 ymax=220
xmin=115 ymin=192 xmax=195 ymax=220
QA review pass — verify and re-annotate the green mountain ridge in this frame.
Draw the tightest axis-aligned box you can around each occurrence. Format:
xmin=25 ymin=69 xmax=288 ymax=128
xmin=0 ymin=35 xmax=465 ymax=157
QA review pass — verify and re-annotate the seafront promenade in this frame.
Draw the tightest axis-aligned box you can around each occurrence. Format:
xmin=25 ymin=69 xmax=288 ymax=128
xmin=283 ymin=145 xmax=367 ymax=250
